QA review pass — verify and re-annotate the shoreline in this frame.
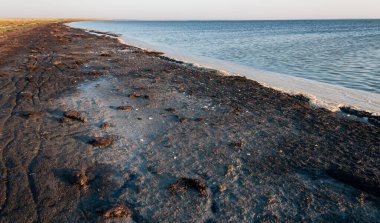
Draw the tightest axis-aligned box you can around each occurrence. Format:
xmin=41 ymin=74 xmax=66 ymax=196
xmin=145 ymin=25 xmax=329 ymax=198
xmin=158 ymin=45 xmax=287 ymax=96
xmin=119 ymin=38 xmax=380 ymax=116
xmin=0 ymin=23 xmax=379 ymax=222
xmin=76 ymin=24 xmax=380 ymax=124
xmin=69 ymin=22 xmax=380 ymax=116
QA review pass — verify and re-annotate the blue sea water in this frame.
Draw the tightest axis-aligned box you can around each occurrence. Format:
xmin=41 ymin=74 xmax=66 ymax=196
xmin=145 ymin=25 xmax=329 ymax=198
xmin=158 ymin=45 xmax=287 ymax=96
xmin=71 ymin=20 xmax=380 ymax=94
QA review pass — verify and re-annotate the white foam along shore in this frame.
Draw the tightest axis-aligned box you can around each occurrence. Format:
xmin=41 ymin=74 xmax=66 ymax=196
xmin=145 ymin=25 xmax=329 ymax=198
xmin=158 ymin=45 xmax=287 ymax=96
xmin=68 ymin=23 xmax=380 ymax=116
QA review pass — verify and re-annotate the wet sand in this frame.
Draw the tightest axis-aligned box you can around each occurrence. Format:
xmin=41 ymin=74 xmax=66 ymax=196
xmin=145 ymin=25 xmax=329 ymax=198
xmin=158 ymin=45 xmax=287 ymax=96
xmin=0 ymin=23 xmax=379 ymax=222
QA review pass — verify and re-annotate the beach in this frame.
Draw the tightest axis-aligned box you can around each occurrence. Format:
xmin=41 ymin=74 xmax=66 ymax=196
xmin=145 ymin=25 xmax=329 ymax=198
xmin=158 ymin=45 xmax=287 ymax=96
xmin=0 ymin=22 xmax=379 ymax=222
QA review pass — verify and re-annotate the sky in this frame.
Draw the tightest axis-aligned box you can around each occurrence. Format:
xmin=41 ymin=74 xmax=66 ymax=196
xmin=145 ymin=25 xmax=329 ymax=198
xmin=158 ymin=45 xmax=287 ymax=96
xmin=0 ymin=0 xmax=379 ymax=20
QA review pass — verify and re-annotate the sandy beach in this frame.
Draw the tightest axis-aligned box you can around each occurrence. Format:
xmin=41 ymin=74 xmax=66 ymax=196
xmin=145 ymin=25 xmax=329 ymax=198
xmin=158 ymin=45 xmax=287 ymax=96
xmin=0 ymin=22 xmax=379 ymax=222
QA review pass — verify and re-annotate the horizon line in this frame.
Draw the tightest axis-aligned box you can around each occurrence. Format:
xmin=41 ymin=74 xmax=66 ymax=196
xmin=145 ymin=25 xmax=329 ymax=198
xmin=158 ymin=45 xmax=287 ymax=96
xmin=2 ymin=17 xmax=380 ymax=22
xmin=111 ymin=18 xmax=380 ymax=22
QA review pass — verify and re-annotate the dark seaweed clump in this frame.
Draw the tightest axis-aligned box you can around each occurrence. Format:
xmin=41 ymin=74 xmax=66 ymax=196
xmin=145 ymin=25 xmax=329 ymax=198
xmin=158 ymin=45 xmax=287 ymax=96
xmin=168 ymin=178 xmax=208 ymax=197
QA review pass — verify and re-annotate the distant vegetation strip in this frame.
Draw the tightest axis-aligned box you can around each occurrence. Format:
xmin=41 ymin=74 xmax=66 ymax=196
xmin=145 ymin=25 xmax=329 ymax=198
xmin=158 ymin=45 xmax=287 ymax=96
xmin=0 ymin=19 xmax=87 ymax=35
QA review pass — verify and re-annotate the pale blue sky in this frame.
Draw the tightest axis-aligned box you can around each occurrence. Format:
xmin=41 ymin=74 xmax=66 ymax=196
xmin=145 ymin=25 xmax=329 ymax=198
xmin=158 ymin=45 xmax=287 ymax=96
xmin=1 ymin=0 xmax=379 ymax=20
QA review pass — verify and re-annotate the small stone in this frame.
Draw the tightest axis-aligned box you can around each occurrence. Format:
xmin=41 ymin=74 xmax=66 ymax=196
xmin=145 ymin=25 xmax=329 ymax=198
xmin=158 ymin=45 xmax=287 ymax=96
xmin=102 ymin=205 xmax=132 ymax=219
xmin=52 ymin=60 xmax=62 ymax=66
xmin=117 ymin=105 xmax=133 ymax=111
xmin=101 ymin=122 xmax=111 ymax=129
xmin=63 ymin=111 xmax=88 ymax=123
xmin=22 ymin=111 xmax=43 ymax=119
xmin=90 ymin=137 xmax=115 ymax=148
xmin=128 ymin=92 xmax=141 ymax=98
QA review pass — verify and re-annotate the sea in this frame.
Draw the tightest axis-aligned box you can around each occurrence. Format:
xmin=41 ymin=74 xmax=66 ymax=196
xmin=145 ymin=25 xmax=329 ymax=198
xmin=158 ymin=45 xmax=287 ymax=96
xmin=70 ymin=20 xmax=380 ymax=113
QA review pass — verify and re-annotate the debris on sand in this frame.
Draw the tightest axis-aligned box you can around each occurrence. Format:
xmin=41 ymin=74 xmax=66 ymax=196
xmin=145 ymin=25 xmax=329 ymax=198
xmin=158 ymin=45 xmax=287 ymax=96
xmin=89 ymin=136 xmax=115 ymax=148
xmin=117 ymin=105 xmax=133 ymax=111
xmin=357 ymin=192 xmax=366 ymax=205
xmin=19 ymin=92 xmax=33 ymax=100
xmin=59 ymin=117 xmax=73 ymax=124
xmin=230 ymin=105 xmax=244 ymax=114
xmin=225 ymin=164 xmax=234 ymax=177
xmin=88 ymin=70 xmax=102 ymax=76
xmin=229 ymin=141 xmax=244 ymax=148
xmin=165 ymin=108 xmax=176 ymax=112
xmin=28 ymin=62 xmax=38 ymax=71
xmin=102 ymin=205 xmax=132 ymax=219
xmin=22 ymin=111 xmax=43 ymax=119
xmin=63 ymin=110 xmax=88 ymax=123
xmin=101 ymin=122 xmax=111 ymax=129
xmin=128 ymin=92 xmax=150 ymax=99
xmin=52 ymin=60 xmax=63 ymax=66
xmin=168 ymin=178 xmax=208 ymax=197
xmin=100 ymin=52 xmax=112 ymax=57
xmin=75 ymin=60 xmax=84 ymax=66
xmin=128 ymin=92 xmax=141 ymax=98
xmin=179 ymin=118 xmax=188 ymax=123
xmin=67 ymin=170 xmax=88 ymax=186
xmin=142 ymin=50 xmax=164 ymax=57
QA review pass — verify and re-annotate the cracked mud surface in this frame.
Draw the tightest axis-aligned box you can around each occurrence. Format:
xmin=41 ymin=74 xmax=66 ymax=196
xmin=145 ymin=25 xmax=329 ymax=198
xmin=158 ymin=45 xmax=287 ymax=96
xmin=0 ymin=23 xmax=379 ymax=222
